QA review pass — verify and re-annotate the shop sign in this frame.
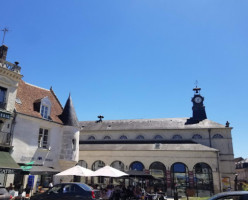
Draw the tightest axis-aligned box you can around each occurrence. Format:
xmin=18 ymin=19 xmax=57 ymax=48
xmin=0 ymin=111 xmax=10 ymax=119
xmin=0 ymin=168 xmax=15 ymax=174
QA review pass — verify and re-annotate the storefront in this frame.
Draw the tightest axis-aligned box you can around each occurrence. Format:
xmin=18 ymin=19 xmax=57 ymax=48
xmin=0 ymin=151 xmax=21 ymax=186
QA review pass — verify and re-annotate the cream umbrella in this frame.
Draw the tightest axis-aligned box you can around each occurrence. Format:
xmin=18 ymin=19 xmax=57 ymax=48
xmin=89 ymin=165 xmax=128 ymax=177
xmin=55 ymin=165 xmax=93 ymax=176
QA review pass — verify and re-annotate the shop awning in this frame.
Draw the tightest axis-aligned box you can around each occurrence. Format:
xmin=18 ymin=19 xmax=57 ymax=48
xmin=29 ymin=166 xmax=60 ymax=175
xmin=0 ymin=151 xmax=21 ymax=174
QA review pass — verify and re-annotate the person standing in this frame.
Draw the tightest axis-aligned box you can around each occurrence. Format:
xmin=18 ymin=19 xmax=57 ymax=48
xmin=49 ymin=181 xmax=53 ymax=189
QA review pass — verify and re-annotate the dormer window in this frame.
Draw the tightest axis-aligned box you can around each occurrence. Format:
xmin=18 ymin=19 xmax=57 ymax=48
xmin=34 ymin=96 xmax=51 ymax=119
xmin=41 ymin=105 xmax=48 ymax=119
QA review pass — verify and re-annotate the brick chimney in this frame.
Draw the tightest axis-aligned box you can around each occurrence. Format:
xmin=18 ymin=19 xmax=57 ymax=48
xmin=0 ymin=45 xmax=8 ymax=60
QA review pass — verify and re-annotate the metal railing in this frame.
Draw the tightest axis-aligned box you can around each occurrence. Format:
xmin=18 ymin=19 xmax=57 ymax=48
xmin=0 ymin=59 xmax=21 ymax=74
xmin=0 ymin=101 xmax=6 ymax=109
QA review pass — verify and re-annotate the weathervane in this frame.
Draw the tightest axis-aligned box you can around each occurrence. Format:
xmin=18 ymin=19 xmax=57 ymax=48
xmin=193 ymin=80 xmax=201 ymax=94
xmin=1 ymin=28 xmax=9 ymax=45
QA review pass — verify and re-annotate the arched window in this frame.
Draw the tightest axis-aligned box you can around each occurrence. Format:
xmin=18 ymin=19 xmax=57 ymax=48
xmin=104 ymin=136 xmax=111 ymax=140
xmin=92 ymin=160 xmax=105 ymax=184
xmin=193 ymin=163 xmax=214 ymax=196
xmin=76 ymin=160 xmax=88 ymax=183
xmin=120 ymin=135 xmax=128 ymax=140
xmin=212 ymin=134 xmax=224 ymax=139
xmin=149 ymin=162 xmax=166 ymax=178
xmin=154 ymin=135 xmax=163 ymax=140
xmin=172 ymin=135 xmax=182 ymax=140
xmin=192 ymin=134 xmax=202 ymax=139
xmin=92 ymin=160 xmax=105 ymax=171
xmin=136 ymin=135 xmax=145 ymax=140
xmin=149 ymin=162 xmax=167 ymax=192
xmin=111 ymin=161 xmax=125 ymax=171
xmin=171 ymin=162 xmax=189 ymax=196
xmin=77 ymin=160 xmax=88 ymax=168
xmin=129 ymin=161 xmax=144 ymax=171
xmin=88 ymin=136 xmax=95 ymax=140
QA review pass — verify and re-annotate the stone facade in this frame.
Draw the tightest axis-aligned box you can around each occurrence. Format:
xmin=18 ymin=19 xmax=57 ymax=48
xmin=79 ymin=95 xmax=235 ymax=196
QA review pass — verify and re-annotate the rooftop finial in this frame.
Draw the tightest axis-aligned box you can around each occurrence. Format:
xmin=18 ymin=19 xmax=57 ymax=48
xmin=225 ymin=121 xmax=230 ymax=127
xmin=193 ymin=80 xmax=201 ymax=94
xmin=97 ymin=115 xmax=104 ymax=123
xmin=1 ymin=28 xmax=9 ymax=45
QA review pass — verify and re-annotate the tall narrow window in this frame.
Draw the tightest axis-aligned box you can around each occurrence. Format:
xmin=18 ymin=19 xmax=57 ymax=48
xmin=41 ymin=105 xmax=49 ymax=119
xmin=38 ymin=128 xmax=49 ymax=148
xmin=0 ymin=87 xmax=7 ymax=109
xmin=72 ymin=139 xmax=76 ymax=151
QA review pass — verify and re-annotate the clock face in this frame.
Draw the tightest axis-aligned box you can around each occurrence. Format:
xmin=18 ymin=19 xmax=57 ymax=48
xmin=194 ymin=96 xmax=202 ymax=103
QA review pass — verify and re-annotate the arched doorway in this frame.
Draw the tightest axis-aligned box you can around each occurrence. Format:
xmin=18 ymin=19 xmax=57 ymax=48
xmin=129 ymin=161 xmax=144 ymax=171
xmin=129 ymin=161 xmax=145 ymax=187
xmin=193 ymin=163 xmax=213 ymax=196
xmin=92 ymin=160 xmax=105 ymax=184
xmin=111 ymin=161 xmax=125 ymax=171
xmin=75 ymin=160 xmax=88 ymax=183
xmin=78 ymin=160 xmax=88 ymax=168
xmin=111 ymin=161 xmax=125 ymax=185
xmin=171 ymin=162 xmax=189 ymax=196
xmin=149 ymin=162 xmax=167 ymax=192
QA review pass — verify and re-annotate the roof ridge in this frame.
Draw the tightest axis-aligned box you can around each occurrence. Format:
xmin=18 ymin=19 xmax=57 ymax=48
xmin=25 ymin=82 xmax=50 ymax=91
xmin=50 ymin=87 xmax=63 ymax=110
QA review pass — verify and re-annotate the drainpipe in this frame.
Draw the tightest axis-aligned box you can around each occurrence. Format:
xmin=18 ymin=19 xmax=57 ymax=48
xmin=208 ymin=129 xmax=212 ymax=147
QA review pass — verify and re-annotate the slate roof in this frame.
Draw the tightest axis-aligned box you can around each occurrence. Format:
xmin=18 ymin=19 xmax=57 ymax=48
xmin=59 ymin=94 xmax=79 ymax=127
xmin=15 ymin=80 xmax=63 ymax=124
xmin=79 ymin=143 xmax=218 ymax=152
xmin=80 ymin=118 xmax=226 ymax=131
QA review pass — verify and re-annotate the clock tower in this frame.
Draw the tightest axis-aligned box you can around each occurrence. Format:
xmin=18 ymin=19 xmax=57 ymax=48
xmin=191 ymin=86 xmax=207 ymax=121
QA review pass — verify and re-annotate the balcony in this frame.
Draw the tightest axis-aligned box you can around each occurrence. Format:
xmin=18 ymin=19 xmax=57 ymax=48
xmin=0 ymin=101 xmax=6 ymax=109
xmin=0 ymin=59 xmax=21 ymax=74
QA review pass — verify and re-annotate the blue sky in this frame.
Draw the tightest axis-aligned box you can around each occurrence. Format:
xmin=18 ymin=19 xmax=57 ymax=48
xmin=1 ymin=0 xmax=247 ymax=158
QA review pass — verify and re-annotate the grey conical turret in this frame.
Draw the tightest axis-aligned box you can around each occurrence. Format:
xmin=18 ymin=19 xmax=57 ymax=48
xmin=60 ymin=94 xmax=79 ymax=127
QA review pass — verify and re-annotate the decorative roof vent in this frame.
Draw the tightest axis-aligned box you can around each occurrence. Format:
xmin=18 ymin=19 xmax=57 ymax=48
xmin=155 ymin=143 xmax=161 ymax=149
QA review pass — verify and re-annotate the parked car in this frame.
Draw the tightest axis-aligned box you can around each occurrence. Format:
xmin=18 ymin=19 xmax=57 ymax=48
xmin=30 ymin=182 xmax=101 ymax=200
xmin=208 ymin=191 xmax=248 ymax=200
xmin=0 ymin=185 xmax=12 ymax=200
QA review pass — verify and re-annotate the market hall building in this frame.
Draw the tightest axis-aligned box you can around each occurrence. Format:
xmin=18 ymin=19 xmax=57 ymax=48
xmin=79 ymin=88 xmax=235 ymax=197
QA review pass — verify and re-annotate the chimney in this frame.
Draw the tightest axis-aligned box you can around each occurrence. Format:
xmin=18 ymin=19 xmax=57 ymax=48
xmin=0 ymin=45 xmax=8 ymax=60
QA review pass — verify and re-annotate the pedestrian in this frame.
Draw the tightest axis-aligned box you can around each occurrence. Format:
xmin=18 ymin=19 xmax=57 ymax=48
xmin=25 ymin=184 xmax=31 ymax=198
xmin=6 ymin=183 xmax=13 ymax=192
xmin=49 ymin=181 xmax=53 ymax=189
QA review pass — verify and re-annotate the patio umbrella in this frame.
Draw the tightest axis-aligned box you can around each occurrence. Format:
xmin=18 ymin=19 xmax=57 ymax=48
xmin=55 ymin=165 xmax=93 ymax=176
xmin=89 ymin=165 xmax=128 ymax=177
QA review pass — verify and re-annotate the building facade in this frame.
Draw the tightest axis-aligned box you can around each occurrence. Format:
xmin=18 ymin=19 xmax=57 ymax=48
xmin=0 ymin=45 xmax=23 ymax=186
xmin=79 ymin=88 xmax=235 ymax=196
xmin=0 ymin=43 xmax=236 ymax=197
xmin=0 ymin=44 xmax=80 ymax=191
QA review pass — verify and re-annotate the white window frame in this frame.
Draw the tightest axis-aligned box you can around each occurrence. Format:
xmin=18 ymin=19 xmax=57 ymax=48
xmin=41 ymin=105 xmax=49 ymax=119
xmin=38 ymin=128 xmax=49 ymax=149
xmin=40 ymin=97 xmax=51 ymax=119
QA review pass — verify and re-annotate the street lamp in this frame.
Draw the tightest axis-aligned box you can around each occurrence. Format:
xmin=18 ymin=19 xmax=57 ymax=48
xmin=234 ymin=174 xmax=238 ymax=191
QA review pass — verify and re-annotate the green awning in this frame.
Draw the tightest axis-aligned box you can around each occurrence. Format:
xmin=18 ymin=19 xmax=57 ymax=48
xmin=0 ymin=151 xmax=21 ymax=174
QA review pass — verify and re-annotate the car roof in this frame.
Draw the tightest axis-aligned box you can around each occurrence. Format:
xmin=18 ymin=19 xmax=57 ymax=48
xmin=209 ymin=191 xmax=248 ymax=200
